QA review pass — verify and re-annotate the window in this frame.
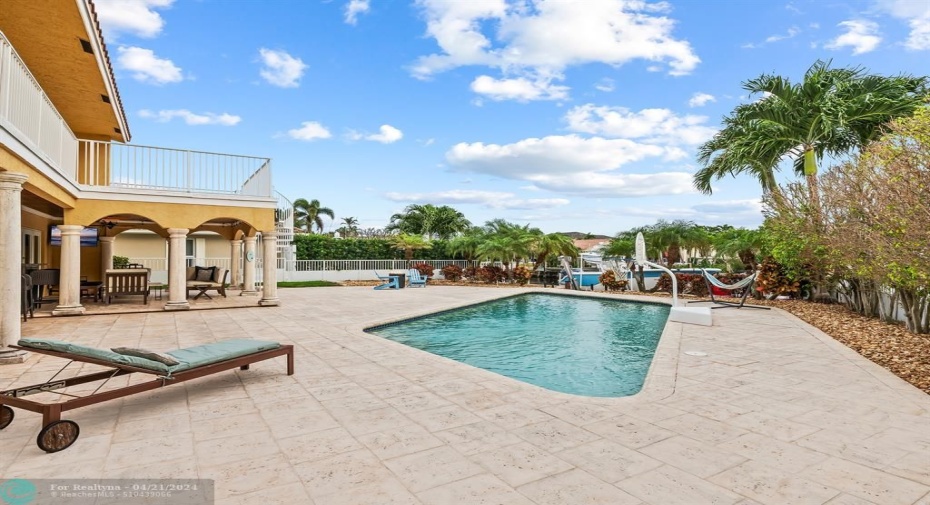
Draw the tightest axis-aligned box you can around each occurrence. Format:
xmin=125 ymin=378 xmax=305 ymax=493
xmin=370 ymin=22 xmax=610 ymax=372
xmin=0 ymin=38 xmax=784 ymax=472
xmin=22 ymin=228 xmax=41 ymax=265
xmin=185 ymin=238 xmax=195 ymax=267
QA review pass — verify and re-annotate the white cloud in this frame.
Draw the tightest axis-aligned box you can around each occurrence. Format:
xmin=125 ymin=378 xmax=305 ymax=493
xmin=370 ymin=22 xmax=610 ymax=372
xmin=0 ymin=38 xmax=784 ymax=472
xmin=564 ymin=104 xmax=716 ymax=145
xmin=411 ymin=0 xmax=699 ymax=100
xmin=258 ymin=48 xmax=307 ymax=88
xmin=594 ymin=78 xmax=615 ymax=92
xmin=470 ymin=75 xmax=569 ymax=101
xmin=445 ymin=135 xmax=695 ymax=197
xmin=94 ymin=0 xmax=173 ymax=38
xmin=344 ymin=0 xmax=371 ymax=25
xmin=138 ymin=109 xmax=240 ymax=125
xmin=826 ymin=20 xmax=881 ymax=54
xmin=876 ymin=0 xmax=930 ymax=50
xmin=116 ymin=46 xmax=182 ymax=84
xmin=366 ymin=125 xmax=404 ymax=144
xmin=384 ymin=189 xmax=569 ymax=210
xmin=620 ymin=199 xmax=763 ymax=226
xmin=287 ymin=121 xmax=332 ymax=141
xmin=688 ymin=92 xmax=715 ymax=108
xmin=765 ymin=26 xmax=800 ymax=43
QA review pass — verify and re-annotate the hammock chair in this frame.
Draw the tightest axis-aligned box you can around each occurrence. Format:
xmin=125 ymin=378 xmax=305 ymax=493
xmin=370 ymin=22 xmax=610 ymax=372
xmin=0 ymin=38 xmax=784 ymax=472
xmin=688 ymin=270 xmax=770 ymax=309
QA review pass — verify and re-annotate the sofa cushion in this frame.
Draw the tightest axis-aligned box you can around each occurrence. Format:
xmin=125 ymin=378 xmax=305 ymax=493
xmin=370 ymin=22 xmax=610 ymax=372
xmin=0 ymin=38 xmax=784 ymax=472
xmin=17 ymin=338 xmax=170 ymax=373
xmin=166 ymin=339 xmax=281 ymax=371
xmin=194 ymin=266 xmax=216 ymax=282
xmin=213 ymin=268 xmax=228 ymax=284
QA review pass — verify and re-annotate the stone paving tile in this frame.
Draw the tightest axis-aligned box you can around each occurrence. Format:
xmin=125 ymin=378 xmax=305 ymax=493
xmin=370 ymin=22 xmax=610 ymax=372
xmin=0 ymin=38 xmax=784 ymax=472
xmin=638 ymin=435 xmax=747 ymax=479
xmin=805 ymin=457 xmax=930 ymax=504
xmin=517 ymin=468 xmax=642 ymax=505
xmin=417 ymin=474 xmax=534 ymax=505
xmin=470 ymin=441 xmax=573 ymax=487
xmin=708 ymin=459 xmax=840 ymax=505
xmin=6 ymin=286 xmax=930 ymax=503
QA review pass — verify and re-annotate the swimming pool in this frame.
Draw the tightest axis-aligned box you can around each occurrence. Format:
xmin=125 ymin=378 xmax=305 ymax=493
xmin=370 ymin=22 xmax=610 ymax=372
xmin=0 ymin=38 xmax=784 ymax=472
xmin=367 ymin=293 xmax=670 ymax=397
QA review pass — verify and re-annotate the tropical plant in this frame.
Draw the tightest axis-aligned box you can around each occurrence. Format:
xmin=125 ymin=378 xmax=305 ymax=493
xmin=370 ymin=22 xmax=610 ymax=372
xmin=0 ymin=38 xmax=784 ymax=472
xmin=411 ymin=262 xmax=434 ymax=278
xmin=755 ymin=257 xmax=801 ymax=297
xmin=695 ymin=60 xmax=927 ymax=213
xmin=441 ymin=264 xmax=463 ymax=282
xmin=447 ymin=230 xmax=485 ymax=261
xmin=713 ymin=228 xmax=764 ymax=271
xmin=113 ymin=255 xmax=130 ymax=268
xmin=599 ymin=270 xmax=628 ymax=292
xmin=386 ymin=204 xmax=471 ymax=239
xmin=511 ymin=265 xmax=533 ymax=286
xmin=390 ymin=234 xmax=431 ymax=261
xmin=293 ymin=198 xmax=335 ymax=233
xmin=530 ymin=232 xmax=578 ymax=271
xmin=336 ymin=217 xmax=360 ymax=238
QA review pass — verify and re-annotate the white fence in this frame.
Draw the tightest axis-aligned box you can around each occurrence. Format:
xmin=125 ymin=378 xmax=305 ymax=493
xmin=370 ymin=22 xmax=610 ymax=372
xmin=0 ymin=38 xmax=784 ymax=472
xmin=0 ymin=31 xmax=78 ymax=179
xmin=80 ymin=141 xmax=272 ymax=197
xmin=278 ymin=259 xmax=479 ymax=282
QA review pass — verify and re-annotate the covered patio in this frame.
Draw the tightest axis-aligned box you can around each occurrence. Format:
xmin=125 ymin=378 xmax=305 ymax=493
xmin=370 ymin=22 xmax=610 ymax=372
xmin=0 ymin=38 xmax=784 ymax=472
xmin=2 ymin=286 xmax=928 ymax=504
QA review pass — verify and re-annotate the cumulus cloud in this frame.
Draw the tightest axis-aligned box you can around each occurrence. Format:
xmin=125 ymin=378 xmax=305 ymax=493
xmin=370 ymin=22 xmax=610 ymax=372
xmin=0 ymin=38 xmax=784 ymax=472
xmin=621 ymin=199 xmax=763 ymax=226
xmin=445 ymin=135 xmax=694 ymax=197
xmin=384 ymin=189 xmax=569 ymax=210
xmin=138 ymin=109 xmax=240 ymax=125
xmin=564 ymin=104 xmax=716 ymax=145
xmin=826 ymin=20 xmax=881 ymax=54
xmin=876 ymin=0 xmax=930 ymax=50
xmin=470 ymin=75 xmax=569 ymax=101
xmin=688 ymin=92 xmax=715 ymax=108
xmin=345 ymin=0 xmax=371 ymax=25
xmin=287 ymin=121 xmax=332 ymax=141
xmin=94 ymin=0 xmax=173 ymax=39
xmin=411 ymin=0 xmax=699 ymax=101
xmin=366 ymin=125 xmax=404 ymax=143
xmin=259 ymin=48 xmax=307 ymax=88
xmin=116 ymin=46 xmax=182 ymax=84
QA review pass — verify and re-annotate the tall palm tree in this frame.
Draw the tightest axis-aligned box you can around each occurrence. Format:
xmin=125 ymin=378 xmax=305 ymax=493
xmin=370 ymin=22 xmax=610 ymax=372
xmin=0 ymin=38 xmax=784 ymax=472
xmin=695 ymin=60 xmax=927 ymax=211
xmin=530 ymin=232 xmax=578 ymax=271
xmin=648 ymin=220 xmax=699 ymax=265
xmin=338 ymin=217 xmax=359 ymax=237
xmin=386 ymin=204 xmax=471 ymax=239
xmin=293 ymin=198 xmax=334 ymax=233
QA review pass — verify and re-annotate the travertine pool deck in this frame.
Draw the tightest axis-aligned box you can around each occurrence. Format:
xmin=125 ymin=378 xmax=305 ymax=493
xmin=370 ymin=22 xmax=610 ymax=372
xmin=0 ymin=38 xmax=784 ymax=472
xmin=2 ymin=286 xmax=929 ymax=505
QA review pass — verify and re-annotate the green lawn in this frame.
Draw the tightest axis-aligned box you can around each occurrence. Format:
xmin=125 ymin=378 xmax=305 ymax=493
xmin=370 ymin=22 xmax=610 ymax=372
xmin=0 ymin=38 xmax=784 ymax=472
xmin=277 ymin=281 xmax=341 ymax=288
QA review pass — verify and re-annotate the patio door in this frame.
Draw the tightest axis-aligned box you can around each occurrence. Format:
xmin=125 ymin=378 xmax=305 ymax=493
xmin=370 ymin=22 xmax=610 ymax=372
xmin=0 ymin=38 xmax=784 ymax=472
xmin=22 ymin=228 xmax=41 ymax=265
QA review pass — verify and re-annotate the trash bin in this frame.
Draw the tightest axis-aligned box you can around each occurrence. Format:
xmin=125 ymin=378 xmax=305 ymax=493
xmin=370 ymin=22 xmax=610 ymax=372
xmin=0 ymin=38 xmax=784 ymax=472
xmin=391 ymin=272 xmax=406 ymax=288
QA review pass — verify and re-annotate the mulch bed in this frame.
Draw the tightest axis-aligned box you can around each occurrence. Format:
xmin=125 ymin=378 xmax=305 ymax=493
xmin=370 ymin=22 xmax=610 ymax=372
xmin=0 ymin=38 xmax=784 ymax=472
xmin=339 ymin=280 xmax=930 ymax=395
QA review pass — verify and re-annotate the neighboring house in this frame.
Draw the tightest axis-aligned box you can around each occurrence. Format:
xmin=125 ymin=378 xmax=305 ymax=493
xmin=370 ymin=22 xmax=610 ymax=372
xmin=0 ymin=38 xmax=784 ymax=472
xmin=572 ymin=239 xmax=610 ymax=255
xmin=0 ymin=0 xmax=287 ymax=362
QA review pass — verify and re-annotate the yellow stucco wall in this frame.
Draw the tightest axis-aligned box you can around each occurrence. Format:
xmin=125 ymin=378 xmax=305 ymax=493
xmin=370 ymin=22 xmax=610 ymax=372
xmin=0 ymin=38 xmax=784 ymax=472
xmin=65 ymin=200 xmax=273 ymax=233
xmin=1 ymin=148 xmax=77 ymax=209
xmin=114 ymin=231 xmax=230 ymax=260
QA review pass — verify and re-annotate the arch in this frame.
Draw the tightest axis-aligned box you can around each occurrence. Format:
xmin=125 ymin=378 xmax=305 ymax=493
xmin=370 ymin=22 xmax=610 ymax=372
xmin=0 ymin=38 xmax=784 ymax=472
xmin=64 ymin=200 xmax=275 ymax=231
xmin=85 ymin=213 xmax=168 ymax=238
xmin=189 ymin=217 xmax=258 ymax=240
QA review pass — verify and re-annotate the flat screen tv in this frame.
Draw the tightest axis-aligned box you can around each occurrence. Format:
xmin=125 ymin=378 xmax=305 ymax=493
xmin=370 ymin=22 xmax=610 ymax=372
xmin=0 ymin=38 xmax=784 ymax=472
xmin=49 ymin=226 xmax=98 ymax=247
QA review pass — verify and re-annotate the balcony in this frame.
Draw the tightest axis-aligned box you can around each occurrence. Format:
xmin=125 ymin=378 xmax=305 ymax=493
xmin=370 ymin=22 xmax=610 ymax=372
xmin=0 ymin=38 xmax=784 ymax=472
xmin=0 ymin=30 xmax=272 ymax=200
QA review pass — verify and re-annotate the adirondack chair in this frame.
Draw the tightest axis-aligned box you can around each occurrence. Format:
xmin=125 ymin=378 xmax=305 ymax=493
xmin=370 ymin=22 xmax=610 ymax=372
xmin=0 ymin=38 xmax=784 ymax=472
xmin=373 ymin=271 xmax=399 ymax=290
xmin=407 ymin=268 xmax=428 ymax=288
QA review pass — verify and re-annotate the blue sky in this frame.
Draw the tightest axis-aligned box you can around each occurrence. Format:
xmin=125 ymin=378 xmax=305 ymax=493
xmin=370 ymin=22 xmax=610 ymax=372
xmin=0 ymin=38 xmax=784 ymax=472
xmin=94 ymin=0 xmax=930 ymax=235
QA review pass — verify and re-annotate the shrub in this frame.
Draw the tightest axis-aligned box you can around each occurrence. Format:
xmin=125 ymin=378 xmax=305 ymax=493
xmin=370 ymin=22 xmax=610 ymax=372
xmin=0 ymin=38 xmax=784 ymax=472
xmin=755 ymin=257 xmax=800 ymax=297
xmin=655 ymin=273 xmax=708 ymax=296
xmin=113 ymin=256 xmax=130 ymax=269
xmin=463 ymin=266 xmax=478 ymax=280
xmin=441 ymin=264 xmax=463 ymax=281
xmin=511 ymin=265 xmax=532 ymax=286
xmin=475 ymin=265 xmax=506 ymax=283
xmin=599 ymin=270 xmax=628 ymax=291
xmin=412 ymin=262 xmax=434 ymax=278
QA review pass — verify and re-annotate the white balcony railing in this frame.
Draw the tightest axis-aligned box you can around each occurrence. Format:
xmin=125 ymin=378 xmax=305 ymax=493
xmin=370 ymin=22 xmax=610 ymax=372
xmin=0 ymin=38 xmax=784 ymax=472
xmin=0 ymin=30 xmax=78 ymax=179
xmin=79 ymin=141 xmax=273 ymax=198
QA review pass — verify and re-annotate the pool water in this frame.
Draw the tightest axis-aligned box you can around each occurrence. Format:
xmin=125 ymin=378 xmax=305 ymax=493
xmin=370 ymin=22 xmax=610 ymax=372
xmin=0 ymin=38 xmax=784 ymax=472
xmin=368 ymin=293 xmax=670 ymax=397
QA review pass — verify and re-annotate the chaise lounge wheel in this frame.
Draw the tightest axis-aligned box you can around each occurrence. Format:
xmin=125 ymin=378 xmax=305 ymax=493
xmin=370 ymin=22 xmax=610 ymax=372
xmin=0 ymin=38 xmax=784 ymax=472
xmin=36 ymin=420 xmax=79 ymax=453
xmin=0 ymin=406 xmax=13 ymax=430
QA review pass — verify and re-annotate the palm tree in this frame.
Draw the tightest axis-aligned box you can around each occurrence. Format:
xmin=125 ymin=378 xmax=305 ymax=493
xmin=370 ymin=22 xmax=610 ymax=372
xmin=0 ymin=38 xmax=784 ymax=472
xmin=293 ymin=198 xmax=334 ymax=233
xmin=713 ymin=228 xmax=764 ymax=271
xmin=695 ymin=60 xmax=927 ymax=211
xmin=649 ymin=220 xmax=699 ymax=265
xmin=530 ymin=232 xmax=578 ymax=271
xmin=448 ymin=230 xmax=485 ymax=261
xmin=386 ymin=204 xmax=471 ymax=239
xmin=390 ymin=234 xmax=431 ymax=261
xmin=338 ymin=217 xmax=359 ymax=237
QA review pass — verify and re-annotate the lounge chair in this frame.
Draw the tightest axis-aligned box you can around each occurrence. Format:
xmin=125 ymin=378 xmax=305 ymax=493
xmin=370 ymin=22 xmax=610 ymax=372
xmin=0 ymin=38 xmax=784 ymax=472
xmin=688 ymin=270 xmax=770 ymax=309
xmin=373 ymin=271 xmax=399 ymax=290
xmin=407 ymin=268 xmax=428 ymax=288
xmin=0 ymin=338 xmax=294 ymax=453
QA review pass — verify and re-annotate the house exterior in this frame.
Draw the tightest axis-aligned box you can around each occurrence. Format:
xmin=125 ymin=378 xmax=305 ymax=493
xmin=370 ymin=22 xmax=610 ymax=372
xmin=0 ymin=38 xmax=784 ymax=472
xmin=0 ymin=0 xmax=285 ymax=363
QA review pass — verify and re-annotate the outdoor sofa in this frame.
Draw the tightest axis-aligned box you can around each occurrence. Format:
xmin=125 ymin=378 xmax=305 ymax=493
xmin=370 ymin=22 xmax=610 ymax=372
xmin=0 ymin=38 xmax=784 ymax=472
xmin=186 ymin=266 xmax=229 ymax=298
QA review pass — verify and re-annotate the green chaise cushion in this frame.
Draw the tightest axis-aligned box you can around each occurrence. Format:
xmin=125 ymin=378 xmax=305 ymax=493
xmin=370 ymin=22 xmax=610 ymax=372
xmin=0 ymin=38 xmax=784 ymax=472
xmin=17 ymin=338 xmax=170 ymax=374
xmin=166 ymin=339 xmax=281 ymax=372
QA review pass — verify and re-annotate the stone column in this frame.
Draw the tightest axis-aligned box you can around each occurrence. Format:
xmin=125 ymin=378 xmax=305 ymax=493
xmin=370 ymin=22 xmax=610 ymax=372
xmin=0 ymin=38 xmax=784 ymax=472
xmin=230 ymin=239 xmax=242 ymax=289
xmin=241 ymin=236 xmax=258 ymax=296
xmin=0 ymin=172 xmax=28 ymax=364
xmin=165 ymin=228 xmax=190 ymax=310
xmin=259 ymin=231 xmax=279 ymax=306
xmin=99 ymin=236 xmax=115 ymax=280
xmin=52 ymin=225 xmax=85 ymax=316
